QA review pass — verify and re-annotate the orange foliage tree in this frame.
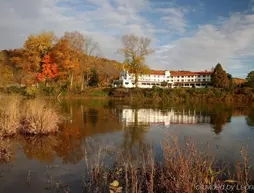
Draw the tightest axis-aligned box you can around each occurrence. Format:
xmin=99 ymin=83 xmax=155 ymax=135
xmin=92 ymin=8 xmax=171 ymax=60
xmin=36 ymin=54 xmax=58 ymax=85
xmin=51 ymin=37 xmax=81 ymax=89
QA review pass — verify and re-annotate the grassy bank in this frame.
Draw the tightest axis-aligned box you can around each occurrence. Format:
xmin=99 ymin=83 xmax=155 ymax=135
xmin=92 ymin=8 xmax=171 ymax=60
xmin=109 ymin=87 xmax=254 ymax=103
xmin=1 ymin=85 xmax=254 ymax=103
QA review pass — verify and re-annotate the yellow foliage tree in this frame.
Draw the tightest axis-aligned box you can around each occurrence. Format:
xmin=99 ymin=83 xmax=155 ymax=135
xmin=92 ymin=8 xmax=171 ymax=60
xmin=0 ymin=51 xmax=13 ymax=86
xmin=118 ymin=34 xmax=153 ymax=87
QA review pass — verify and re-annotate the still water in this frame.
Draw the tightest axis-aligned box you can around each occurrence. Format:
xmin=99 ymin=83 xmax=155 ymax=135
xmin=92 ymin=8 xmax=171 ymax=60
xmin=0 ymin=99 xmax=253 ymax=192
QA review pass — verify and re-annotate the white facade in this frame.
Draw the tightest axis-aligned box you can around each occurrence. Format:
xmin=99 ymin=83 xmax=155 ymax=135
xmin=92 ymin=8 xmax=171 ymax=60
xmin=117 ymin=70 xmax=212 ymax=89
xmin=118 ymin=108 xmax=211 ymax=127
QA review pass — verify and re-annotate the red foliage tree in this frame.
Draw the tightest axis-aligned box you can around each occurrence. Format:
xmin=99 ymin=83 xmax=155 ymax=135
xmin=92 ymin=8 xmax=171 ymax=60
xmin=36 ymin=54 xmax=58 ymax=83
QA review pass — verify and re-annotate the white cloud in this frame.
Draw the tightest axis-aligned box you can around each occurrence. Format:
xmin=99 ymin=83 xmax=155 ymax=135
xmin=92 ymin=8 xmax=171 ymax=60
xmin=155 ymin=14 xmax=254 ymax=76
xmin=157 ymin=7 xmax=188 ymax=34
xmin=0 ymin=0 xmax=253 ymax=77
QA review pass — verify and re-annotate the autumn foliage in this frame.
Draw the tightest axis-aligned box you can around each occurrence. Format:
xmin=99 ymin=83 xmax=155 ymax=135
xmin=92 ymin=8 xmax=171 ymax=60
xmin=0 ymin=31 xmax=123 ymax=90
xmin=36 ymin=54 xmax=58 ymax=82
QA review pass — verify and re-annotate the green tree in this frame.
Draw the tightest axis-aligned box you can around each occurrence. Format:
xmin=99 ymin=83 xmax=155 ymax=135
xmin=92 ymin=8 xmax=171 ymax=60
xmin=118 ymin=34 xmax=154 ymax=87
xmin=227 ymin=73 xmax=233 ymax=90
xmin=88 ymin=68 xmax=99 ymax=87
xmin=161 ymin=81 xmax=168 ymax=87
xmin=246 ymin=71 xmax=254 ymax=88
xmin=211 ymin=63 xmax=229 ymax=88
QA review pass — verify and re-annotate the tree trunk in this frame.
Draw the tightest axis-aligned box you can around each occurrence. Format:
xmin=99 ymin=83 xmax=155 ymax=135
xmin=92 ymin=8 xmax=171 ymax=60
xmin=70 ymin=71 xmax=73 ymax=90
xmin=135 ymin=73 xmax=138 ymax=88
xmin=80 ymin=71 xmax=84 ymax=91
xmin=86 ymin=72 xmax=89 ymax=87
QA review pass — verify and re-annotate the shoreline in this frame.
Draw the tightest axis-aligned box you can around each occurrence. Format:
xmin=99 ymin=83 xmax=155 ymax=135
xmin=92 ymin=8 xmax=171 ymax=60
xmin=1 ymin=86 xmax=254 ymax=103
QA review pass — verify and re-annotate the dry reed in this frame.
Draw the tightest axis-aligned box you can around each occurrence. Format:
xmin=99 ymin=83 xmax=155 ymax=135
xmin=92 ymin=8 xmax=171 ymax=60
xmin=19 ymin=98 xmax=62 ymax=135
xmin=0 ymin=95 xmax=21 ymax=137
xmin=81 ymin=135 xmax=252 ymax=193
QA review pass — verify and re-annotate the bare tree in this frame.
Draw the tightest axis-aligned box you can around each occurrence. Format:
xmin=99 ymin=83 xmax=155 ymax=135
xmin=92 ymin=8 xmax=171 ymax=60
xmin=80 ymin=36 xmax=100 ymax=91
xmin=118 ymin=34 xmax=154 ymax=87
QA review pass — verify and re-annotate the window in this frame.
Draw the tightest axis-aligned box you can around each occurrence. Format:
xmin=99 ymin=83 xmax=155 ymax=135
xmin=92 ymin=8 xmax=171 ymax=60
xmin=125 ymin=82 xmax=129 ymax=85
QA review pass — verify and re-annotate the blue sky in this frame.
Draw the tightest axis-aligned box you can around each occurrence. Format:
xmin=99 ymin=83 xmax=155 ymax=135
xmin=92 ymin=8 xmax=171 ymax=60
xmin=0 ymin=0 xmax=254 ymax=78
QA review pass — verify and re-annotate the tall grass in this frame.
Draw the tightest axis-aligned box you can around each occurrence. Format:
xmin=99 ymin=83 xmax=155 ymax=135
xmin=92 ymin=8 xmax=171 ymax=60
xmin=0 ymin=96 xmax=63 ymax=136
xmin=19 ymin=99 xmax=62 ymax=135
xmin=81 ymin=136 xmax=252 ymax=193
xmin=0 ymin=95 xmax=21 ymax=137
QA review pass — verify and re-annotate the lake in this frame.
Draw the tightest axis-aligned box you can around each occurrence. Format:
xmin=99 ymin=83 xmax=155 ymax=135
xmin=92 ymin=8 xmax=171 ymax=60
xmin=0 ymin=99 xmax=254 ymax=192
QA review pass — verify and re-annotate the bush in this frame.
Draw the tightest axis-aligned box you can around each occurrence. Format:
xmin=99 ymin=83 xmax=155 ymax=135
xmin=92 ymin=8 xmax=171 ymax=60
xmin=19 ymin=99 xmax=62 ymax=135
xmin=6 ymin=86 xmax=25 ymax=95
xmin=24 ymin=86 xmax=39 ymax=98
xmin=42 ymin=86 xmax=56 ymax=96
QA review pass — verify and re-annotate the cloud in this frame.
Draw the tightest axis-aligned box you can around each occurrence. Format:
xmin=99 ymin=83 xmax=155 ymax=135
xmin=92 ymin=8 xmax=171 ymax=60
xmin=0 ymin=0 xmax=253 ymax=78
xmin=156 ymin=7 xmax=188 ymax=34
xmin=154 ymin=13 xmax=254 ymax=76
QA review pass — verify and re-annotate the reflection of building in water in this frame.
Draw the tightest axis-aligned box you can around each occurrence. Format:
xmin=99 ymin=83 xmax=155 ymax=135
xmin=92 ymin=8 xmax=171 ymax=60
xmin=118 ymin=108 xmax=211 ymax=126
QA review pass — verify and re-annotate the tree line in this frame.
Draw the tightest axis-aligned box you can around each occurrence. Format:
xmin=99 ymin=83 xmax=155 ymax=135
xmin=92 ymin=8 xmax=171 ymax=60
xmin=0 ymin=31 xmax=253 ymax=92
xmin=211 ymin=63 xmax=254 ymax=89
xmin=0 ymin=31 xmax=124 ymax=91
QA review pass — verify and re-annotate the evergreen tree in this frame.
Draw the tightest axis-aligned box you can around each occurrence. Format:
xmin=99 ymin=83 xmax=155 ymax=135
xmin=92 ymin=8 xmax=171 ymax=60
xmin=211 ymin=63 xmax=229 ymax=88
xmin=246 ymin=71 xmax=254 ymax=88
xmin=227 ymin=73 xmax=233 ymax=90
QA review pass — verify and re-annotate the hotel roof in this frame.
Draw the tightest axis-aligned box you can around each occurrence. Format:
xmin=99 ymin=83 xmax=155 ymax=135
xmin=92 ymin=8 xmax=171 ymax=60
xmin=149 ymin=70 xmax=212 ymax=76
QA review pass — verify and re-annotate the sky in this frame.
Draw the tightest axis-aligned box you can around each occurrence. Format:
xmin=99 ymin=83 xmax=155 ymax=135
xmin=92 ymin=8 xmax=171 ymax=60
xmin=0 ymin=0 xmax=254 ymax=78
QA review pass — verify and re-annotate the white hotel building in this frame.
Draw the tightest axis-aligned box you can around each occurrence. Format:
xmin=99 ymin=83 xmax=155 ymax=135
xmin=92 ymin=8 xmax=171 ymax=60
xmin=117 ymin=69 xmax=212 ymax=88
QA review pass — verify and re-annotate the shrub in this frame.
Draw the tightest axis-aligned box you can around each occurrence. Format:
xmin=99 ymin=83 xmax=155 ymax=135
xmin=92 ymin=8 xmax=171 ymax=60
xmin=19 ymin=99 xmax=62 ymax=135
xmin=0 ymin=96 xmax=21 ymax=137
xmin=24 ymin=86 xmax=39 ymax=98
xmin=6 ymin=86 xmax=25 ymax=95
xmin=42 ymin=86 xmax=56 ymax=96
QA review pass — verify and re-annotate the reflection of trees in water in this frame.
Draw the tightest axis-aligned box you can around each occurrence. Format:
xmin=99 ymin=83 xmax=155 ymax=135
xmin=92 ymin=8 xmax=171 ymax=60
xmin=210 ymin=108 xmax=232 ymax=135
xmin=19 ymin=135 xmax=59 ymax=163
xmin=18 ymin=101 xmax=122 ymax=164
xmin=88 ymin=109 xmax=98 ymax=128
xmin=53 ymin=133 xmax=84 ymax=164
xmin=122 ymin=109 xmax=150 ymax=163
xmin=246 ymin=108 xmax=254 ymax=127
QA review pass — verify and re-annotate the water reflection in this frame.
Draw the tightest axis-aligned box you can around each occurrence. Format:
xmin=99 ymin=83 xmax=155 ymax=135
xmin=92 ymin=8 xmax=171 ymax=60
xmin=210 ymin=107 xmax=232 ymax=134
xmin=118 ymin=108 xmax=211 ymax=127
xmin=0 ymin=100 xmax=253 ymax=193
xmin=246 ymin=108 xmax=254 ymax=127
xmin=3 ymin=101 xmax=251 ymax=165
xmin=118 ymin=107 xmax=234 ymax=135
xmin=122 ymin=109 xmax=150 ymax=162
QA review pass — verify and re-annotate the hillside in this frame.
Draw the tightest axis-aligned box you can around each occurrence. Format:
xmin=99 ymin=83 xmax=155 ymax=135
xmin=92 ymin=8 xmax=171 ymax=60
xmin=232 ymin=77 xmax=246 ymax=86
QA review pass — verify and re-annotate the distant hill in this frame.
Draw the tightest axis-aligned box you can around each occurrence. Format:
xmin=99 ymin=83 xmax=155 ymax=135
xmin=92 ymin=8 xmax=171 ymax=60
xmin=232 ymin=78 xmax=246 ymax=85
